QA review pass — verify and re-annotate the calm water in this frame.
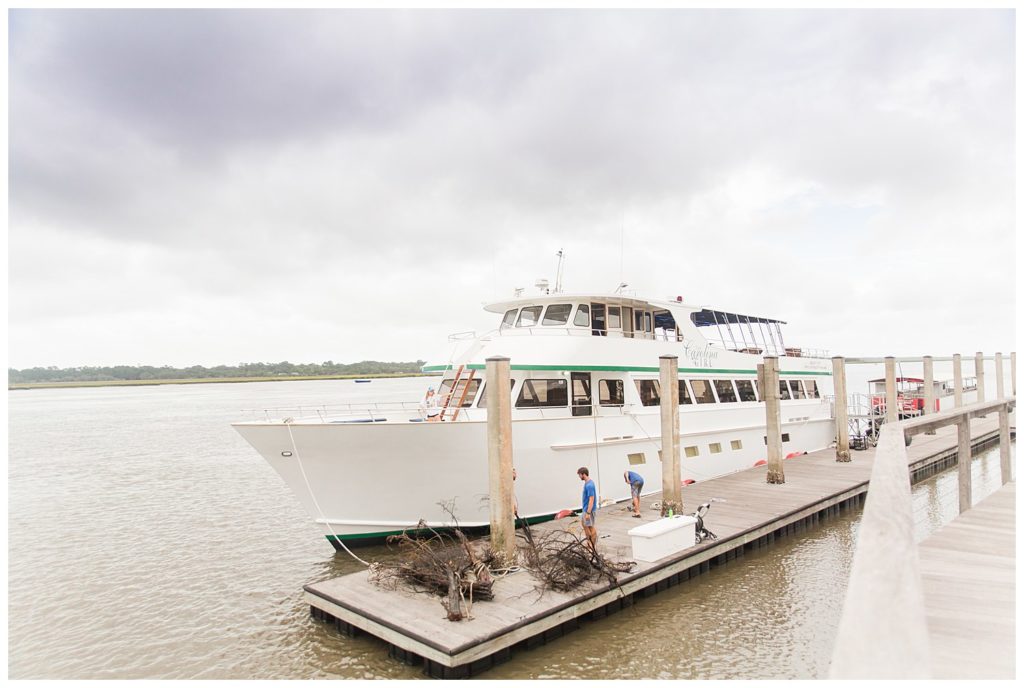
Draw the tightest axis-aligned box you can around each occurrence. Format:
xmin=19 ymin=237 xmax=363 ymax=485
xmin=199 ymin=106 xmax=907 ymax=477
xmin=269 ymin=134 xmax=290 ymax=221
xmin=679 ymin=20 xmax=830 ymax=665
xmin=7 ymin=378 xmax=1014 ymax=679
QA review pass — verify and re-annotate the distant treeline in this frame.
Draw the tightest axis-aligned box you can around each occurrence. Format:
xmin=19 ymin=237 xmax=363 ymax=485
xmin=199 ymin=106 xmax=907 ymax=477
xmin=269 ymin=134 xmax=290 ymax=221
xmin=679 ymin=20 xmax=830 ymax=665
xmin=8 ymin=360 xmax=427 ymax=384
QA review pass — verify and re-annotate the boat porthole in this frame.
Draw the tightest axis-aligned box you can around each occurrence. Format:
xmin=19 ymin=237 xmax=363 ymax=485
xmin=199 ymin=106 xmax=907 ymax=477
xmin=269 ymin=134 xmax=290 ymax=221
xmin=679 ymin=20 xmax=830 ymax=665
xmin=281 ymin=451 xmax=293 ymax=457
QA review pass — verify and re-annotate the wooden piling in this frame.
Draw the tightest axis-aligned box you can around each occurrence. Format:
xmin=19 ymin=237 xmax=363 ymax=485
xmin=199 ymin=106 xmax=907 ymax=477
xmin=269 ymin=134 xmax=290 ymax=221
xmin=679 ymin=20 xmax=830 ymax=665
xmin=957 ymin=418 xmax=971 ymax=514
xmin=998 ymin=407 xmax=1011 ymax=485
xmin=923 ymin=356 xmax=935 ymax=435
xmin=953 ymin=354 xmax=963 ymax=408
xmin=659 ymin=355 xmax=682 ymax=516
xmin=832 ymin=356 xmax=851 ymax=462
xmin=759 ymin=357 xmax=784 ymax=484
xmin=884 ymin=357 xmax=898 ymax=424
xmin=1011 ymin=352 xmax=1016 ymax=396
xmin=485 ymin=356 xmax=515 ymax=562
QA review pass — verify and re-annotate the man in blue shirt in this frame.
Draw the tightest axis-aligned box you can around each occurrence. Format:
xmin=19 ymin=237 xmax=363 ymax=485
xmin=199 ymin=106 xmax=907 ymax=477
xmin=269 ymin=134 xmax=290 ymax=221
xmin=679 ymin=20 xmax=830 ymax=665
xmin=624 ymin=470 xmax=644 ymax=518
xmin=577 ymin=466 xmax=598 ymax=551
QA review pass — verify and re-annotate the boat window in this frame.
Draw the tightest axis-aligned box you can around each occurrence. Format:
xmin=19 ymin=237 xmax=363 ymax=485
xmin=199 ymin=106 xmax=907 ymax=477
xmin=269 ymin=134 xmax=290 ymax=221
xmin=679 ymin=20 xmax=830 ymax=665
xmin=608 ymin=306 xmax=621 ymax=329
xmin=684 ymin=446 xmax=699 ymax=458
xmin=690 ymin=379 xmax=716 ymax=404
xmin=627 ymin=452 xmax=646 ymax=465
xmin=713 ymin=379 xmax=737 ymax=403
xmin=778 ymin=380 xmax=792 ymax=400
xmin=571 ymin=372 xmax=592 ymax=417
xmin=644 ymin=312 xmax=653 ymax=333
xmin=677 ymin=380 xmax=693 ymax=405
xmin=542 ymin=304 xmax=572 ymax=326
xmin=735 ymin=379 xmax=758 ymax=402
xmin=599 ymin=379 xmax=625 ymax=406
xmin=476 ymin=379 xmax=515 ymax=407
xmin=573 ymin=304 xmax=590 ymax=327
xmin=500 ymin=309 xmax=518 ymax=329
xmin=709 ymin=442 xmax=722 ymax=454
xmin=634 ymin=310 xmax=644 ymax=333
xmin=635 ymin=379 xmax=661 ymax=407
xmin=516 ymin=306 xmax=542 ymax=327
xmin=789 ymin=380 xmax=807 ymax=399
xmin=438 ymin=378 xmax=482 ymax=407
xmin=805 ymin=380 xmax=820 ymax=398
xmin=622 ymin=307 xmax=634 ymax=337
xmin=516 ymin=379 xmax=568 ymax=408
xmin=731 ymin=439 xmax=743 ymax=450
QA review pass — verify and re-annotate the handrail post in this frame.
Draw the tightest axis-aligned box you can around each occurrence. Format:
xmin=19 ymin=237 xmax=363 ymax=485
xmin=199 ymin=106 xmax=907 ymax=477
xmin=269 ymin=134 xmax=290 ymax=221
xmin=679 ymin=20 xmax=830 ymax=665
xmin=923 ymin=355 xmax=935 ymax=435
xmin=885 ymin=356 xmax=898 ymax=423
xmin=994 ymin=352 xmax=1004 ymax=399
xmin=486 ymin=356 xmax=516 ymax=564
xmin=829 ymin=424 xmax=930 ymax=678
xmin=832 ymin=356 xmax=850 ymax=462
xmin=953 ymin=354 xmax=963 ymax=408
xmin=975 ymin=351 xmax=986 ymax=402
xmin=975 ymin=351 xmax=986 ymax=416
xmin=659 ymin=355 xmax=682 ymax=516
xmin=957 ymin=417 xmax=972 ymax=514
xmin=759 ymin=357 xmax=785 ymax=484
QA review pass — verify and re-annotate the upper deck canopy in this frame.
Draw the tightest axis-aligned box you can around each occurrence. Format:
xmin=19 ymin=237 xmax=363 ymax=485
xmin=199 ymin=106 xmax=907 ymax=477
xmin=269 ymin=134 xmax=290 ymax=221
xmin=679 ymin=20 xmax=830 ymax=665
xmin=689 ymin=308 xmax=786 ymax=327
xmin=484 ymin=293 xmax=673 ymax=314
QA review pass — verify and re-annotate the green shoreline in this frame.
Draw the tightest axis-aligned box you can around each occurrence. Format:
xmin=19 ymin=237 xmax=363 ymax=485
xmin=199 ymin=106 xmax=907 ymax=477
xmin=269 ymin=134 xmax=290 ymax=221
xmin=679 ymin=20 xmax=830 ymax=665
xmin=8 ymin=372 xmax=436 ymax=391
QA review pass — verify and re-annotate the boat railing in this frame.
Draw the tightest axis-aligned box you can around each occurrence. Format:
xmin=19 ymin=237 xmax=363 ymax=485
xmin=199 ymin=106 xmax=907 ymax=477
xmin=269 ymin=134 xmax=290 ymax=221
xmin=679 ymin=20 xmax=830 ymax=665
xmin=240 ymin=401 xmax=426 ymax=422
xmin=239 ymin=400 xmax=641 ymax=424
xmin=494 ymin=326 xmax=683 ymax=341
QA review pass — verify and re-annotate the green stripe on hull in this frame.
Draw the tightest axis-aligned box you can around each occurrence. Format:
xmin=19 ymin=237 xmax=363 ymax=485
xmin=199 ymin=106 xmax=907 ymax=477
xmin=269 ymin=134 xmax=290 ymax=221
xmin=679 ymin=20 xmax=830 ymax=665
xmin=325 ymin=513 xmax=560 ymax=545
xmin=422 ymin=363 xmax=831 ymax=376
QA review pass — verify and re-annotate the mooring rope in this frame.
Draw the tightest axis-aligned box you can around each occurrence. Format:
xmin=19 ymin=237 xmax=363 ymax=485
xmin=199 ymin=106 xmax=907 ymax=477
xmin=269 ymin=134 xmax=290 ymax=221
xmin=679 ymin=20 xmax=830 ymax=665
xmin=285 ymin=421 xmax=372 ymax=568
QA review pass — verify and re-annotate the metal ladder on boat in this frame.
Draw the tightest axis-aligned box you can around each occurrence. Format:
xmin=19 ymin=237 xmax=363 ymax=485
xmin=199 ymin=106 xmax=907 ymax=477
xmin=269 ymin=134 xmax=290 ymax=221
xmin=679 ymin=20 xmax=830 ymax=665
xmin=437 ymin=365 xmax=476 ymax=421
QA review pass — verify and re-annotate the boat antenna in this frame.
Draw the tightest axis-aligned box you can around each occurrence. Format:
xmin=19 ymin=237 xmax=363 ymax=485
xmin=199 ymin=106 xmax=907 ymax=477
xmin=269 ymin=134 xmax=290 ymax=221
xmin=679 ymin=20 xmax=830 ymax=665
xmin=554 ymin=249 xmax=565 ymax=293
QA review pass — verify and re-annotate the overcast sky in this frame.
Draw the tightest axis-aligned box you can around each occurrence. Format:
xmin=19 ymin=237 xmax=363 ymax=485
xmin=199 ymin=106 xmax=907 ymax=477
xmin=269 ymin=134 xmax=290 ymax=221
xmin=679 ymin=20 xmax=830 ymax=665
xmin=7 ymin=8 xmax=1017 ymax=369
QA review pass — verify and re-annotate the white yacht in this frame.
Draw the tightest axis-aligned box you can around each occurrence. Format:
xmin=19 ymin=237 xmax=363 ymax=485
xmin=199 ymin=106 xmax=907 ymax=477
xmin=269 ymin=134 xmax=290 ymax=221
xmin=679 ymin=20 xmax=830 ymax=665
xmin=233 ymin=290 xmax=835 ymax=547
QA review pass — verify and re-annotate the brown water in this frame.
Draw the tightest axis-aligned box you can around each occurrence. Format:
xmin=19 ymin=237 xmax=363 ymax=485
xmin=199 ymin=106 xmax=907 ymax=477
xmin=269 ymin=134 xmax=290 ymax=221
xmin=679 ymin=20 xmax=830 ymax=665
xmin=6 ymin=378 xmax=1014 ymax=679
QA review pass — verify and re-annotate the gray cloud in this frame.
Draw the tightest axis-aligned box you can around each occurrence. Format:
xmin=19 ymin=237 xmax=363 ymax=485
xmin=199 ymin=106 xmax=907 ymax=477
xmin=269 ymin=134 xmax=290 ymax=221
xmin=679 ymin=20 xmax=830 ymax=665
xmin=8 ymin=9 xmax=1015 ymax=368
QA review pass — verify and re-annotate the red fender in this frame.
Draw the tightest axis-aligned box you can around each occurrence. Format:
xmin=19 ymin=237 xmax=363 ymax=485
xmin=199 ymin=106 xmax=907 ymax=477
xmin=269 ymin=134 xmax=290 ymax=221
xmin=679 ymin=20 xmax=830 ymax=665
xmin=682 ymin=479 xmax=695 ymax=486
xmin=785 ymin=451 xmax=802 ymax=460
xmin=554 ymin=509 xmax=574 ymax=520
xmin=754 ymin=459 xmax=767 ymax=467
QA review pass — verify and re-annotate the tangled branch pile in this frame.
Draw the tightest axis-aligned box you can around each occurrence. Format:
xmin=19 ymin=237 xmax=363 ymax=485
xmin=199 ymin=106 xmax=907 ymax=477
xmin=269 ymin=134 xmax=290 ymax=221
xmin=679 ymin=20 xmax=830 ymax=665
xmin=369 ymin=520 xmax=493 ymax=621
xmin=518 ymin=524 xmax=635 ymax=592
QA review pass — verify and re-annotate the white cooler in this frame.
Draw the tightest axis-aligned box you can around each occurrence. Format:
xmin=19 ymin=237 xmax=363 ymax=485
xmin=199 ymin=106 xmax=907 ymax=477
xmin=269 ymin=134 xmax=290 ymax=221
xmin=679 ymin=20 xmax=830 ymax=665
xmin=627 ymin=515 xmax=697 ymax=562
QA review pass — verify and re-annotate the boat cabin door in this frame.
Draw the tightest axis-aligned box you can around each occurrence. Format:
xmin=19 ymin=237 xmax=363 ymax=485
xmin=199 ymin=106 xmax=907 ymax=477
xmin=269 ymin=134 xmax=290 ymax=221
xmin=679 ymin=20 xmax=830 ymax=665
xmin=590 ymin=303 xmax=607 ymax=336
xmin=571 ymin=373 xmax=592 ymax=417
xmin=606 ymin=306 xmax=623 ymax=337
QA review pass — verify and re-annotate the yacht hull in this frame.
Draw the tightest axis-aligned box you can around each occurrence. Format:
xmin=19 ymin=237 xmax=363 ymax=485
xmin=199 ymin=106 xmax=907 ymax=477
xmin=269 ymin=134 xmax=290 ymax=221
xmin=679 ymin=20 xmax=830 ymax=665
xmin=233 ymin=400 xmax=835 ymax=546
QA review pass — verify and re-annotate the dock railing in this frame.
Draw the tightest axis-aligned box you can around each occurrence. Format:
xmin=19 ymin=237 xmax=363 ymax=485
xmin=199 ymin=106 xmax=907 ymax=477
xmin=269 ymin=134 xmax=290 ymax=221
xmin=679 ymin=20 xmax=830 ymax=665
xmin=828 ymin=395 xmax=1015 ymax=679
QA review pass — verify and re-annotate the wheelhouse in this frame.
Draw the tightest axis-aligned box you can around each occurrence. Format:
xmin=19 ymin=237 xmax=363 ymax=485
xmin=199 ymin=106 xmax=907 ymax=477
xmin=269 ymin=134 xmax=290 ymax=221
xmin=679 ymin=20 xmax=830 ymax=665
xmin=491 ymin=296 xmax=684 ymax=341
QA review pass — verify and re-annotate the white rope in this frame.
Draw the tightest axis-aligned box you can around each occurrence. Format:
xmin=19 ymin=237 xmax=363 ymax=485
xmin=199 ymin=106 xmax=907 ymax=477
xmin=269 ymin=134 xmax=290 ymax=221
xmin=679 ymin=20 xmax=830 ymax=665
xmin=285 ymin=422 xmax=371 ymax=567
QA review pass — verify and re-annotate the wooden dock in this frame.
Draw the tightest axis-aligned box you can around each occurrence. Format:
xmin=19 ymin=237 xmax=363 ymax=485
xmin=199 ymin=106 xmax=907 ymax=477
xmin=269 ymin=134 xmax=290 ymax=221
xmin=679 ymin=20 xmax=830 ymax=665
xmin=922 ymin=481 xmax=1015 ymax=679
xmin=305 ymin=416 xmax=1008 ymax=678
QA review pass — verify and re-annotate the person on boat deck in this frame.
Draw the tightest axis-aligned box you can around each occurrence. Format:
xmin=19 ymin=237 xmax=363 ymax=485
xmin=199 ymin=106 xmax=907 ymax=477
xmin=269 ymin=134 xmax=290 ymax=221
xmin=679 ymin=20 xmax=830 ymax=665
xmin=624 ymin=470 xmax=644 ymax=518
xmin=422 ymin=386 xmax=440 ymax=419
xmin=578 ymin=467 xmax=598 ymax=551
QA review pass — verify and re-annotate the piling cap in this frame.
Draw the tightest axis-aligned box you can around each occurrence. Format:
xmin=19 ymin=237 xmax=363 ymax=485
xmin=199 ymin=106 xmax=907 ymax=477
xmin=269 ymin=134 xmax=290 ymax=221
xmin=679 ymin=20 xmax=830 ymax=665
xmin=486 ymin=355 xmax=511 ymax=362
xmin=659 ymin=354 xmax=678 ymax=360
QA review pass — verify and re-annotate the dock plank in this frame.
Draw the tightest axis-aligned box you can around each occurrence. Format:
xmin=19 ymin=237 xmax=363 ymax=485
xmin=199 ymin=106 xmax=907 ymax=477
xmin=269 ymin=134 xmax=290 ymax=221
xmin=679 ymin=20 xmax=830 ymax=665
xmin=919 ymin=482 xmax=1015 ymax=679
